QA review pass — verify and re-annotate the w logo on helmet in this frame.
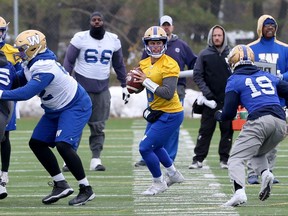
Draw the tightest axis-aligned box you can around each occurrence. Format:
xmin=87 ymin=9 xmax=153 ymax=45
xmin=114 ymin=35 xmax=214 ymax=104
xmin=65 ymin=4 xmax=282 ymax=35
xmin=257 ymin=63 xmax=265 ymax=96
xmin=27 ymin=35 xmax=41 ymax=45
xmin=15 ymin=29 xmax=47 ymax=61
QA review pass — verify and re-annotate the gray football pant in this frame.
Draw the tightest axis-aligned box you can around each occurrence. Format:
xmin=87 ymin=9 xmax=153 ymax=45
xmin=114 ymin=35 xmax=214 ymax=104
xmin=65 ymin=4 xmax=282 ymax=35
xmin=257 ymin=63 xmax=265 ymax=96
xmin=87 ymin=90 xmax=111 ymax=159
xmin=227 ymin=115 xmax=287 ymax=188
xmin=246 ymin=148 xmax=277 ymax=177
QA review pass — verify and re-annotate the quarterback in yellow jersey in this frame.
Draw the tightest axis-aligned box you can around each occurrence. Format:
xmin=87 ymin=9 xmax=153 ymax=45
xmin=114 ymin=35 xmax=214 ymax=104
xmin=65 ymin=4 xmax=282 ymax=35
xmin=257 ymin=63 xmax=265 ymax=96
xmin=0 ymin=16 xmax=22 ymax=199
xmin=133 ymin=26 xmax=184 ymax=196
xmin=139 ymin=55 xmax=183 ymax=113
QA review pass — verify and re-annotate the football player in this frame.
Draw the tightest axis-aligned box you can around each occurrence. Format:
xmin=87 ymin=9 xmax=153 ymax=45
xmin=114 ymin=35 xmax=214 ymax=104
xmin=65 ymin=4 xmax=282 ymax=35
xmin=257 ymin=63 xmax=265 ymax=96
xmin=63 ymin=11 xmax=129 ymax=172
xmin=0 ymin=29 xmax=95 ymax=206
xmin=215 ymin=45 xmax=288 ymax=206
xmin=0 ymin=51 xmax=17 ymax=199
xmin=0 ymin=16 xmax=22 ymax=198
xmin=135 ymin=15 xmax=197 ymax=167
xmin=133 ymin=26 xmax=184 ymax=195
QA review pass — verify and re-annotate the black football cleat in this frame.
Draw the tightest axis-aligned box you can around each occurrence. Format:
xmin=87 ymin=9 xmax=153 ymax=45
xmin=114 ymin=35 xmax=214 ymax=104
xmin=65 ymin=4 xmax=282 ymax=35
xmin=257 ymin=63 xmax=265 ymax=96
xmin=68 ymin=184 xmax=95 ymax=206
xmin=42 ymin=180 xmax=74 ymax=204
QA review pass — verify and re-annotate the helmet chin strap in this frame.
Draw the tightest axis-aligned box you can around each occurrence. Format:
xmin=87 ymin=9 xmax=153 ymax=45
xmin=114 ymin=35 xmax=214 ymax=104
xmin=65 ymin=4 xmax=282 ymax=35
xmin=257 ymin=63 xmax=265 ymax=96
xmin=151 ymin=53 xmax=163 ymax=58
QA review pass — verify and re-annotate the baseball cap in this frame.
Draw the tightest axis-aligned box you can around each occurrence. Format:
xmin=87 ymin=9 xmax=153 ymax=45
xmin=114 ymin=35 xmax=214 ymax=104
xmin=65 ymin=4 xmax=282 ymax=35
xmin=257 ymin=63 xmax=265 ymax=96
xmin=160 ymin=15 xmax=173 ymax=26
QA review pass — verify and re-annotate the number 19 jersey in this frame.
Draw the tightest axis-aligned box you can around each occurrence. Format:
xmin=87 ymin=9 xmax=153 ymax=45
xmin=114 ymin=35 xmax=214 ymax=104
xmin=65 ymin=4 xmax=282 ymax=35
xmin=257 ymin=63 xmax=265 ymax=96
xmin=226 ymin=70 xmax=280 ymax=114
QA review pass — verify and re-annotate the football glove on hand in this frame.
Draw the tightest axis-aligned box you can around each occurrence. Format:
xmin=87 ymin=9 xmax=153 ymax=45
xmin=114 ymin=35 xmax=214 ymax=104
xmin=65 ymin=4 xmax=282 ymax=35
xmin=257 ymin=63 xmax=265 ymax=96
xmin=276 ymin=70 xmax=283 ymax=80
xmin=214 ymin=110 xmax=222 ymax=122
xmin=122 ymin=87 xmax=130 ymax=104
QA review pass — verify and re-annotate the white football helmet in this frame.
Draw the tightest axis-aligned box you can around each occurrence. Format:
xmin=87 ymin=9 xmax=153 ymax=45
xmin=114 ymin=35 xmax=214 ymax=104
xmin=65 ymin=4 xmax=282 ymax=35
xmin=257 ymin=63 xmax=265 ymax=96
xmin=227 ymin=44 xmax=255 ymax=71
xmin=14 ymin=29 xmax=47 ymax=62
xmin=142 ymin=26 xmax=167 ymax=58
xmin=0 ymin=16 xmax=9 ymax=43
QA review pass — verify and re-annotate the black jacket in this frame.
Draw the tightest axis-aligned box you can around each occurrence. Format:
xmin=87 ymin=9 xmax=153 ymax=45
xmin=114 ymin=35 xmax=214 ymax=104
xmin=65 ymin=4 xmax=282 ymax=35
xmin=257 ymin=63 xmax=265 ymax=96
xmin=193 ymin=25 xmax=231 ymax=106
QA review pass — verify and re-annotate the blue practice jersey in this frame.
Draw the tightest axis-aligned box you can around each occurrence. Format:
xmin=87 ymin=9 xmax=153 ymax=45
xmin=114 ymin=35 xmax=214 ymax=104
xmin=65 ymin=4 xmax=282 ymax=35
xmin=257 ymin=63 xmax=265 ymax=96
xmin=1 ymin=49 xmax=78 ymax=111
xmin=0 ymin=61 xmax=17 ymax=91
xmin=226 ymin=70 xmax=280 ymax=114
xmin=0 ymin=49 xmax=92 ymax=149
xmin=221 ymin=65 xmax=287 ymax=121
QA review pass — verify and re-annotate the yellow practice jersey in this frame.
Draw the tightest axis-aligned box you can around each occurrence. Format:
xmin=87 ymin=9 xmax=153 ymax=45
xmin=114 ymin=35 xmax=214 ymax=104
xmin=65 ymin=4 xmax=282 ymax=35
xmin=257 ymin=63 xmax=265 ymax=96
xmin=0 ymin=43 xmax=21 ymax=66
xmin=139 ymin=54 xmax=183 ymax=113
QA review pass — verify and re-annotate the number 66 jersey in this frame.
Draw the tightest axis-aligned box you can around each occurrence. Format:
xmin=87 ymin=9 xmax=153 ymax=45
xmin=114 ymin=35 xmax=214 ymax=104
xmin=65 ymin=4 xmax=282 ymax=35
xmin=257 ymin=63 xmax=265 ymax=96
xmin=64 ymin=30 xmax=127 ymax=93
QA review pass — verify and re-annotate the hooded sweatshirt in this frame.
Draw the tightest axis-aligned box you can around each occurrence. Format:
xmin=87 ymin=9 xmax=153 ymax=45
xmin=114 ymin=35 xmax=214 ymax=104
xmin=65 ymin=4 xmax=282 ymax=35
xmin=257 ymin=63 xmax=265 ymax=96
xmin=193 ymin=25 xmax=231 ymax=105
xmin=248 ymin=15 xmax=288 ymax=80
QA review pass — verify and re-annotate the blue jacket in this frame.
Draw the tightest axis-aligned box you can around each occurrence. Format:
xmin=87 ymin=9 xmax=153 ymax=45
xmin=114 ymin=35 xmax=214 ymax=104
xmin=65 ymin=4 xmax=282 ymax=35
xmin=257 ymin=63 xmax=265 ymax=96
xmin=248 ymin=15 xmax=288 ymax=106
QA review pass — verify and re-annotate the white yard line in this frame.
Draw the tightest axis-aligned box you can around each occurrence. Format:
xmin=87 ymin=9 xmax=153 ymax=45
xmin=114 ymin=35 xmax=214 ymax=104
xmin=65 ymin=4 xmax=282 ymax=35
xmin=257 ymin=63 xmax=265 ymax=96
xmin=132 ymin=119 xmax=238 ymax=215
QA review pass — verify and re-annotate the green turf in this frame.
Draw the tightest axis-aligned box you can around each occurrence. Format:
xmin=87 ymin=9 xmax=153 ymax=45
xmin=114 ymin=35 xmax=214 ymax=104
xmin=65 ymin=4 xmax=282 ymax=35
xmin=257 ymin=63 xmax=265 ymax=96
xmin=0 ymin=117 xmax=287 ymax=215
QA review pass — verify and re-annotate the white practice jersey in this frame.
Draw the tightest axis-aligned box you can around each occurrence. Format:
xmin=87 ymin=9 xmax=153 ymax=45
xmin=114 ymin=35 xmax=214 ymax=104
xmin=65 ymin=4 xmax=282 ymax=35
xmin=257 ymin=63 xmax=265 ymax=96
xmin=70 ymin=30 xmax=121 ymax=80
xmin=24 ymin=59 xmax=78 ymax=110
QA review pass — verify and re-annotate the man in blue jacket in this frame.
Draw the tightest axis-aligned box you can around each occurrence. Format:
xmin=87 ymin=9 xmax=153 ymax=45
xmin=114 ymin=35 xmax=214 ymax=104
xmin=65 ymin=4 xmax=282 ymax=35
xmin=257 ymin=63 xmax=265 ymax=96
xmin=247 ymin=14 xmax=288 ymax=184
xmin=135 ymin=15 xmax=197 ymax=166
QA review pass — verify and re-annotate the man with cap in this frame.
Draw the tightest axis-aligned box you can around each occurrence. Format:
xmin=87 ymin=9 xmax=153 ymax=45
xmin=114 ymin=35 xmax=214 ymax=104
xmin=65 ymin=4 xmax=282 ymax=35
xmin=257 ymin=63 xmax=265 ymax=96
xmin=63 ymin=11 xmax=129 ymax=171
xmin=247 ymin=14 xmax=288 ymax=184
xmin=134 ymin=15 xmax=197 ymax=167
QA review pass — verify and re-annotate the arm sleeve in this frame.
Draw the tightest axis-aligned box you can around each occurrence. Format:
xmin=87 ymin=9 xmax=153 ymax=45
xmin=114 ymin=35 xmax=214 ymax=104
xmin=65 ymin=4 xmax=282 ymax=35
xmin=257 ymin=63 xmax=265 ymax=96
xmin=63 ymin=44 xmax=80 ymax=74
xmin=112 ymin=48 xmax=127 ymax=87
xmin=277 ymin=80 xmax=288 ymax=99
xmin=1 ymin=73 xmax=54 ymax=101
xmin=220 ymin=91 xmax=239 ymax=120
xmin=154 ymin=77 xmax=178 ymax=100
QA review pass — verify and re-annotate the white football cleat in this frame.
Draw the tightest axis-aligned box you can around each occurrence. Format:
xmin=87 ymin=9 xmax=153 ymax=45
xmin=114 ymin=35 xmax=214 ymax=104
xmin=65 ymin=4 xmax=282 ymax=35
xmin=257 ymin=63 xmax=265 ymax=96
xmin=222 ymin=188 xmax=247 ymax=207
xmin=141 ymin=181 xmax=168 ymax=196
xmin=259 ymin=170 xmax=274 ymax=201
xmin=166 ymin=170 xmax=184 ymax=187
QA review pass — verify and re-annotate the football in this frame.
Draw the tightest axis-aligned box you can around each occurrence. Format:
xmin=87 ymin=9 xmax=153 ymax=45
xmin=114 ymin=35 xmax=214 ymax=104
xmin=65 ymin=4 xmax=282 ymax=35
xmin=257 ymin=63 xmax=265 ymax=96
xmin=126 ymin=68 xmax=145 ymax=94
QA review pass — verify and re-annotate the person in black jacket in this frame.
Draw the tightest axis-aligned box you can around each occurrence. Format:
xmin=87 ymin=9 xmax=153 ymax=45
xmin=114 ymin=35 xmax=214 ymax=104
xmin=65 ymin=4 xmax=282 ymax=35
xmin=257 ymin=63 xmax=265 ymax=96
xmin=189 ymin=25 xmax=233 ymax=169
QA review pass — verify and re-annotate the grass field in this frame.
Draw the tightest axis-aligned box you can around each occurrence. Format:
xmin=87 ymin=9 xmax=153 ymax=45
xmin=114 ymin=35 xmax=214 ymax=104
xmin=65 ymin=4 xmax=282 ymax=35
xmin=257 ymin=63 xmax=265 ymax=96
xmin=0 ymin=117 xmax=288 ymax=216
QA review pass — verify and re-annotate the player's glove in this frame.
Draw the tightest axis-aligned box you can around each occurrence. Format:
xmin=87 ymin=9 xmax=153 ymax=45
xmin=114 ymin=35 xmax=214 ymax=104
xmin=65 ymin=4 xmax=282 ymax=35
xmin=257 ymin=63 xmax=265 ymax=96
xmin=122 ymin=87 xmax=130 ymax=104
xmin=214 ymin=110 xmax=222 ymax=122
xmin=276 ymin=70 xmax=283 ymax=80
